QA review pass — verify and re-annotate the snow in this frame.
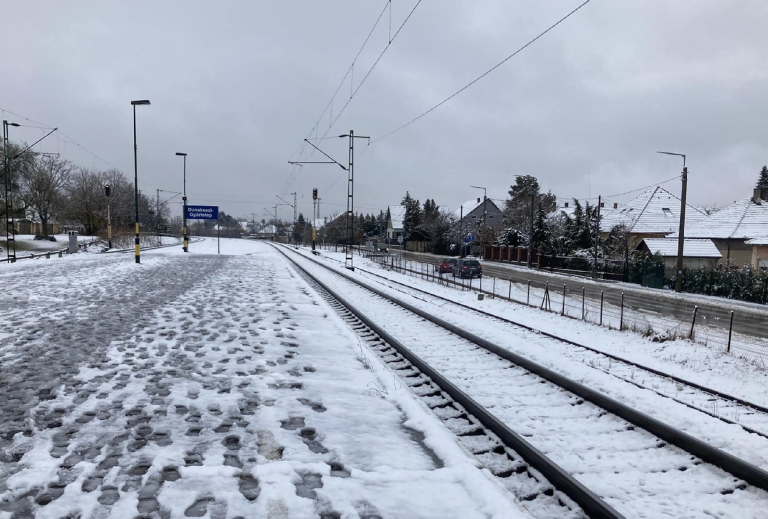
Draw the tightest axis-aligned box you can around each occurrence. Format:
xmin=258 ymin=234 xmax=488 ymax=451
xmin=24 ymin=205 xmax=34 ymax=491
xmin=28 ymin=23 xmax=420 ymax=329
xmin=287 ymin=247 xmax=768 ymax=517
xmin=601 ymin=186 xmax=708 ymax=234
xmin=641 ymin=238 xmax=722 ymax=258
xmin=671 ymin=197 xmax=768 ymax=240
xmin=0 ymin=240 xmax=528 ymax=517
xmin=387 ymin=205 xmax=406 ymax=230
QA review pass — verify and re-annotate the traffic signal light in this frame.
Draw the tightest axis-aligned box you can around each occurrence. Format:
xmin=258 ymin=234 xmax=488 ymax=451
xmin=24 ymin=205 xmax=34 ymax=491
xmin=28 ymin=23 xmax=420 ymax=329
xmin=312 ymin=188 xmax=318 ymax=200
xmin=105 ymin=185 xmax=111 ymax=197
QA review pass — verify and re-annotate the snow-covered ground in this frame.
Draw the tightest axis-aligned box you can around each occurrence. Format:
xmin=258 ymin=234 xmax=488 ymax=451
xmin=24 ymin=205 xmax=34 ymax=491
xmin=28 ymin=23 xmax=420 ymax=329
xmin=1 ymin=234 xmax=97 ymax=252
xmin=310 ymin=249 xmax=768 ymax=409
xmin=0 ymin=239 xmax=528 ymax=518
xmin=282 ymin=246 xmax=768 ymax=517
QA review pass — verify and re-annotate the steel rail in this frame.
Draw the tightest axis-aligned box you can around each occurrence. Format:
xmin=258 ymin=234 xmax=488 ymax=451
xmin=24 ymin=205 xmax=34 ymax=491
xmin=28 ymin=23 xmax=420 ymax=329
xmin=274 ymin=244 xmax=623 ymax=519
xmin=352 ymin=260 xmax=768 ymax=420
xmin=277 ymin=244 xmax=768 ymax=495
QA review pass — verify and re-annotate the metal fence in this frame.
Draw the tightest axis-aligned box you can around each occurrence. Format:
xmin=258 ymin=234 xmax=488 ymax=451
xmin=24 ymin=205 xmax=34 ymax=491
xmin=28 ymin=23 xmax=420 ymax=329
xmin=367 ymin=253 xmax=768 ymax=364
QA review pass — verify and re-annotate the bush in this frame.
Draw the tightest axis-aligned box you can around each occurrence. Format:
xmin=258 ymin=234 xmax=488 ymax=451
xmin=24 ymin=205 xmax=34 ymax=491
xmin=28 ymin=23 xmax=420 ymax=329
xmin=673 ymin=265 xmax=768 ymax=303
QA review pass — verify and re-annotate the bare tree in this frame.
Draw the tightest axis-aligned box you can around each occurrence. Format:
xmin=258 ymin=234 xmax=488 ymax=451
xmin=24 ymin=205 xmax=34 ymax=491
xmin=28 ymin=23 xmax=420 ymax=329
xmin=18 ymin=155 xmax=73 ymax=238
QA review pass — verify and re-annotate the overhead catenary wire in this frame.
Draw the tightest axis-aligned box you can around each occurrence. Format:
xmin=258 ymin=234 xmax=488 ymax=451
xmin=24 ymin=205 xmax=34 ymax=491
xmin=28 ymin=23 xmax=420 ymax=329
xmin=284 ymin=0 xmax=423 ymax=196
xmin=367 ymin=0 xmax=591 ymax=147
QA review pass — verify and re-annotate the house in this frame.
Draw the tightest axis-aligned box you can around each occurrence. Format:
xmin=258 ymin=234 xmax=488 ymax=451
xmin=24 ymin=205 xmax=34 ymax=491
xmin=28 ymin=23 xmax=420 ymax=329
xmin=386 ymin=205 xmax=406 ymax=242
xmin=669 ymin=189 xmax=768 ymax=266
xmin=600 ymin=186 xmax=709 ymax=246
xmin=638 ymin=238 xmax=722 ymax=275
xmin=746 ymin=237 xmax=768 ymax=271
xmin=452 ymin=197 xmax=503 ymax=231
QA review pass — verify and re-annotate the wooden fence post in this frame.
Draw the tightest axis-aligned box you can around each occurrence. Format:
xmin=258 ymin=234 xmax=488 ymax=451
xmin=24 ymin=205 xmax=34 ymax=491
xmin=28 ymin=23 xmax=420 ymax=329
xmin=599 ymin=291 xmax=604 ymax=326
xmin=689 ymin=306 xmax=698 ymax=340
xmin=492 ymin=276 xmax=496 ymax=299
xmin=527 ymin=281 xmax=531 ymax=305
xmin=619 ymin=293 xmax=625 ymax=330
xmin=562 ymin=284 xmax=566 ymax=316
xmin=727 ymin=311 xmax=734 ymax=353
xmin=581 ymin=288 xmax=585 ymax=320
xmin=509 ymin=278 xmax=512 ymax=300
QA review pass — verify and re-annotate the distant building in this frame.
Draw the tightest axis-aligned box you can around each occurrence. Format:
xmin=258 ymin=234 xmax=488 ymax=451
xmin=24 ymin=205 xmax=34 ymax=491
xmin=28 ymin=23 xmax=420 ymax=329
xmin=451 ymin=197 xmax=502 ymax=231
xmin=386 ymin=205 xmax=406 ymax=242
xmin=669 ymin=189 xmax=768 ymax=266
xmin=637 ymin=238 xmax=722 ymax=275
xmin=600 ymin=186 xmax=708 ymax=246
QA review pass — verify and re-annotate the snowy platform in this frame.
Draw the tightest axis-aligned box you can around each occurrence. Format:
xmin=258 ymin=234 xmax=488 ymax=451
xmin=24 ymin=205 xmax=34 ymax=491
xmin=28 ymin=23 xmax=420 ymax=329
xmin=0 ymin=240 xmax=526 ymax=518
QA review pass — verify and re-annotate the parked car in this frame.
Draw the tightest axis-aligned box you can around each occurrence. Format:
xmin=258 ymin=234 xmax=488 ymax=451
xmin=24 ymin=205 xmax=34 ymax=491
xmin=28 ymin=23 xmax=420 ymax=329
xmin=376 ymin=245 xmax=389 ymax=253
xmin=453 ymin=259 xmax=482 ymax=279
xmin=435 ymin=257 xmax=457 ymax=273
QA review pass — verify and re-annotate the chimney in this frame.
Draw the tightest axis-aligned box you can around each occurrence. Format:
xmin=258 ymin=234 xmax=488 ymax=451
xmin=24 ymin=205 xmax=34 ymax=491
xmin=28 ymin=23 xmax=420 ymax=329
xmin=600 ymin=202 xmax=605 ymax=208
xmin=754 ymin=188 xmax=762 ymax=204
xmin=613 ymin=203 xmax=618 ymax=209
xmin=477 ymin=197 xmax=481 ymax=203
xmin=564 ymin=202 xmax=569 ymax=208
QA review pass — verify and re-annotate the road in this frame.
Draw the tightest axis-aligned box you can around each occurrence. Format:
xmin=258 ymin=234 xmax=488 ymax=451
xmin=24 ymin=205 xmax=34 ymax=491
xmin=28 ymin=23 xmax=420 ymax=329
xmin=395 ymin=250 xmax=768 ymax=345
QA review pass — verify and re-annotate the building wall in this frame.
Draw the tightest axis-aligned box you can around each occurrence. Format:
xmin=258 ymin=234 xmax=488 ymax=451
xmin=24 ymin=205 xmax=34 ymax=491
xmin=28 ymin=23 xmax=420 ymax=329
xmin=663 ymin=257 xmax=719 ymax=276
xmin=711 ymin=238 xmax=752 ymax=266
xmin=752 ymin=245 xmax=768 ymax=270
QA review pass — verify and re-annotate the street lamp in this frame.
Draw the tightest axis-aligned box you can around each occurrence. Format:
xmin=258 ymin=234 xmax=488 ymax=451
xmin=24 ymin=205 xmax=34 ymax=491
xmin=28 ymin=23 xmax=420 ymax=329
xmin=3 ymin=120 xmax=21 ymax=263
xmin=131 ymin=99 xmax=151 ymax=264
xmin=175 ymin=152 xmax=188 ymax=252
xmin=657 ymin=151 xmax=687 ymax=293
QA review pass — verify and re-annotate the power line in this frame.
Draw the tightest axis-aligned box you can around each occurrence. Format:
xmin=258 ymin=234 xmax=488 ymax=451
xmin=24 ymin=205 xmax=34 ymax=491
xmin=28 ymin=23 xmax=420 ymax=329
xmin=287 ymin=0 xmax=391 ymax=165
xmin=367 ymin=0 xmax=591 ymax=147
xmin=286 ymin=0 xmax=424 ymax=195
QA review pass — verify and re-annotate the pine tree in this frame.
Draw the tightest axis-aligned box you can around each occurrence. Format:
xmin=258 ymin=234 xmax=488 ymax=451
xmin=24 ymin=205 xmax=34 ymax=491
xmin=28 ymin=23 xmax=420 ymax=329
xmin=757 ymin=166 xmax=768 ymax=201
xmin=401 ymin=191 xmax=422 ymax=239
xmin=531 ymin=202 xmax=551 ymax=251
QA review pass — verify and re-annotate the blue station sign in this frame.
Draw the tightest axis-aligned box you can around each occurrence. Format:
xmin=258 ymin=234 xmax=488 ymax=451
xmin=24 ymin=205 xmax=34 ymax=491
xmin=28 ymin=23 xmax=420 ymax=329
xmin=186 ymin=205 xmax=219 ymax=220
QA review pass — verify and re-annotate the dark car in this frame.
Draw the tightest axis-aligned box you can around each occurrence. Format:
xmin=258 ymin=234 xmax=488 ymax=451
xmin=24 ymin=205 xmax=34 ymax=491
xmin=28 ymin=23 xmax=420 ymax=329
xmin=435 ymin=257 xmax=457 ymax=273
xmin=453 ymin=259 xmax=482 ymax=279
xmin=376 ymin=245 xmax=389 ymax=253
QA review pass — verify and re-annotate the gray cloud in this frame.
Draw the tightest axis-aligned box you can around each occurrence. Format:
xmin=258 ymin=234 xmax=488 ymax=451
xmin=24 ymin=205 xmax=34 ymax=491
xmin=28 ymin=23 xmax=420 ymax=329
xmin=2 ymin=0 xmax=766 ymax=222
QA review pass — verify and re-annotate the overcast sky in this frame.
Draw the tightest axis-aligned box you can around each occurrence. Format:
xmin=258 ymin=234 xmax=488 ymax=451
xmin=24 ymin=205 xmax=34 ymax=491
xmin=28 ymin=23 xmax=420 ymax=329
xmin=3 ymin=0 xmax=767 ymax=221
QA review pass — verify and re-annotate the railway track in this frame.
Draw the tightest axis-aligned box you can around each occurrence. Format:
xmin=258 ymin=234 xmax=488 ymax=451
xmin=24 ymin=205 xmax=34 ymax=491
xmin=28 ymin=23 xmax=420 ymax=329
xmin=275 ymin=244 xmax=768 ymax=519
xmin=336 ymin=256 xmax=768 ymax=440
xmin=103 ymin=237 xmax=204 ymax=254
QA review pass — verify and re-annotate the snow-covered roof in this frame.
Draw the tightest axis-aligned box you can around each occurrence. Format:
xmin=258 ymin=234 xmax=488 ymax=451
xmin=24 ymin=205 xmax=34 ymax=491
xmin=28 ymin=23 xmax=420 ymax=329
xmin=747 ymin=237 xmax=768 ymax=245
xmin=670 ymin=198 xmax=768 ymax=240
xmin=601 ymin=186 xmax=708 ymax=234
xmin=388 ymin=205 xmax=406 ymax=229
xmin=452 ymin=199 xmax=483 ymax=220
xmin=641 ymin=238 xmax=722 ymax=258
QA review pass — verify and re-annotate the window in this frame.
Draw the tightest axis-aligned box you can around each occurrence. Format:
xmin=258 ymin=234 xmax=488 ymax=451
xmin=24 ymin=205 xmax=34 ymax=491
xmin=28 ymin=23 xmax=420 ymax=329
xmin=489 ymin=215 xmax=494 ymax=219
xmin=662 ymin=208 xmax=673 ymax=216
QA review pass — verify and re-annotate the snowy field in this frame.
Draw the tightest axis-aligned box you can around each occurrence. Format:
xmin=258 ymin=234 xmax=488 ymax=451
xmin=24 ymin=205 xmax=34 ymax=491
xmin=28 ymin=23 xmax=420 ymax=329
xmin=0 ymin=239 xmax=528 ymax=518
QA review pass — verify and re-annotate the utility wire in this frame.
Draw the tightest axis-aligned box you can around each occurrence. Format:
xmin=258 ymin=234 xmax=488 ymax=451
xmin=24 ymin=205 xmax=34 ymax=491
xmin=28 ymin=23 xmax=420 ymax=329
xmin=287 ymin=0 xmax=390 ymax=165
xmin=286 ymin=0 xmax=423 ymax=195
xmin=368 ymin=0 xmax=590 ymax=146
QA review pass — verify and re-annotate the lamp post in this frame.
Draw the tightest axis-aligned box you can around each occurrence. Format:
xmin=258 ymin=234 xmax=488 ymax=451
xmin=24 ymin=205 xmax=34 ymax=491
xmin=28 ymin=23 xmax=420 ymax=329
xmin=3 ymin=120 xmax=20 ymax=263
xmin=657 ymin=151 xmax=687 ymax=292
xmin=176 ymin=152 xmax=188 ymax=252
xmin=131 ymin=99 xmax=151 ymax=264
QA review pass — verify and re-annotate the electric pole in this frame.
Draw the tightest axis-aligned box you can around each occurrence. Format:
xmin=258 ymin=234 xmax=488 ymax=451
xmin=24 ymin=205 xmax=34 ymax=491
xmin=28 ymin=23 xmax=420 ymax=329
xmin=339 ymin=130 xmax=370 ymax=271
xmin=291 ymin=191 xmax=297 ymax=247
xmin=312 ymin=188 xmax=318 ymax=251
xmin=592 ymin=195 xmax=602 ymax=278
xmin=658 ymin=151 xmax=687 ymax=292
